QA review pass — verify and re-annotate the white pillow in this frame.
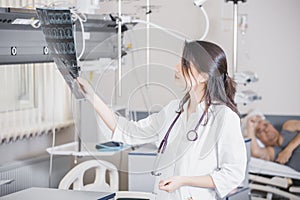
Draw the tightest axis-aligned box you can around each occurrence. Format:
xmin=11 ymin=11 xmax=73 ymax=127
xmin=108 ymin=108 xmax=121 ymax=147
xmin=255 ymin=138 xmax=266 ymax=148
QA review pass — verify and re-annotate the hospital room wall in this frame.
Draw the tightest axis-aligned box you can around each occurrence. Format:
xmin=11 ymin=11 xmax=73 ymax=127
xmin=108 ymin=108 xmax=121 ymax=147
xmin=201 ymin=0 xmax=300 ymax=116
xmin=169 ymin=0 xmax=300 ymax=115
xmin=90 ymin=0 xmax=300 ymax=116
xmin=233 ymin=0 xmax=300 ymax=115
xmin=195 ymin=0 xmax=300 ymax=115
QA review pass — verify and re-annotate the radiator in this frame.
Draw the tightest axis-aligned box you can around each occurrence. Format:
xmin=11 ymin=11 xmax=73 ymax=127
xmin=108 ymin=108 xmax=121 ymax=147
xmin=0 ymin=156 xmax=73 ymax=197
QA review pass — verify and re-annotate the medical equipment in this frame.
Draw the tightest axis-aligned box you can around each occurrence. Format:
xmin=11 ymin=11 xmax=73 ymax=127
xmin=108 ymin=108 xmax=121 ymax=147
xmin=235 ymin=90 xmax=262 ymax=106
xmin=225 ymin=0 xmax=262 ymax=107
xmin=151 ymin=108 xmax=207 ymax=177
xmin=186 ymin=111 xmax=207 ymax=141
xmin=0 ymin=7 xmax=121 ymax=65
xmin=117 ymin=0 xmax=122 ymax=96
xmin=193 ymin=0 xmax=210 ymax=42
xmin=239 ymin=14 xmax=248 ymax=36
xmin=194 ymin=0 xmax=208 ymax=7
xmin=120 ymin=0 xmax=210 ymax=42
xmin=234 ymin=71 xmax=259 ymax=85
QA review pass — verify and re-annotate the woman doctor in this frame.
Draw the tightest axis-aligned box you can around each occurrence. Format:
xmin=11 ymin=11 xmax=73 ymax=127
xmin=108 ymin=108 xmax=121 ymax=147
xmin=77 ymin=41 xmax=247 ymax=200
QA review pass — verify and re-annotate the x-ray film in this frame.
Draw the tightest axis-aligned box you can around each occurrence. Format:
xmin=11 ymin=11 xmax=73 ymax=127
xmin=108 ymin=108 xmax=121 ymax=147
xmin=36 ymin=8 xmax=84 ymax=99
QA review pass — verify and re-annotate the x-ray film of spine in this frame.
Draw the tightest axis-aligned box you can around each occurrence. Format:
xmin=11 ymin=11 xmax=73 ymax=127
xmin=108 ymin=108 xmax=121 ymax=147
xmin=36 ymin=8 xmax=84 ymax=99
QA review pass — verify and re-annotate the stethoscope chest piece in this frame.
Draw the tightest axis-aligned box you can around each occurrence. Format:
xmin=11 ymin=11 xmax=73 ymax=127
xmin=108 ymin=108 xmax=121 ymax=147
xmin=152 ymin=105 xmax=207 ymax=177
xmin=186 ymin=130 xmax=198 ymax=141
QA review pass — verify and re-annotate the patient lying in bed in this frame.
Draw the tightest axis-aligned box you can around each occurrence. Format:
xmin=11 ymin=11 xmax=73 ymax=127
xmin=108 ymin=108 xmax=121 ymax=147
xmin=244 ymin=115 xmax=300 ymax=171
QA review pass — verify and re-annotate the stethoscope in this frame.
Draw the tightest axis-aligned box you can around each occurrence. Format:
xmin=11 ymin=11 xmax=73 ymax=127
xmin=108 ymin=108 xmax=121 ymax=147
xmin=151 ymin=108 xmax=207 ymax=176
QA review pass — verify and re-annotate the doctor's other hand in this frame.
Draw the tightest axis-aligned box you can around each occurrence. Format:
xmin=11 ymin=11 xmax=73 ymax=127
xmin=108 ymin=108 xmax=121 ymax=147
xmin=159 ymin=176 xmax=183 ymax=193
xmin=76 ymin=77 xmax=95 ymax=100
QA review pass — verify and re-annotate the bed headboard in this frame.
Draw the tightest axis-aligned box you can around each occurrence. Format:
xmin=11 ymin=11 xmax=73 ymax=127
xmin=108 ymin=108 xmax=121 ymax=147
xmin=265 ymin=115 xmax=300 ymax=131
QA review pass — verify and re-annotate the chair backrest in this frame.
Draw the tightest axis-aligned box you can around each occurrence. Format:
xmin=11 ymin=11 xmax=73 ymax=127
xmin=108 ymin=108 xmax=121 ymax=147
xmin=58 ymin=159 xmax=119 ymax=192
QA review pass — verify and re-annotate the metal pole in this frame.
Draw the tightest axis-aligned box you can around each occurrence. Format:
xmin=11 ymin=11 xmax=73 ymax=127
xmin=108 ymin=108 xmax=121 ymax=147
xmin=118 ymin=0 xmax=122 ymax=96
xmin=233 ymin=2 xmax=238 ymax=74
xmin=74 ymin=97 xmax=81 ymax=165
xmin=77 ymin=100 xmax=81 ymax=152
xmin=146 ymin=0 xmax=150 ymax=87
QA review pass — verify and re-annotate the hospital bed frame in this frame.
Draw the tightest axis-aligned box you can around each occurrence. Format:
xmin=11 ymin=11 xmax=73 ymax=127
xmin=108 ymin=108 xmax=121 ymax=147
xmin=249 ymin=157 xmax=300 ymax=200
xmin=248 ymin=115 xmax=300 ymax=200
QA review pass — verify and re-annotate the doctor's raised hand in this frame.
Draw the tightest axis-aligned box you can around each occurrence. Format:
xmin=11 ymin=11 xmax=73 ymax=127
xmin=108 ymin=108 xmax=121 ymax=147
xmin=76 ymin=41 xmax=247 ymax=200
xmin=77 ymin=77 xmax=95 ymax=100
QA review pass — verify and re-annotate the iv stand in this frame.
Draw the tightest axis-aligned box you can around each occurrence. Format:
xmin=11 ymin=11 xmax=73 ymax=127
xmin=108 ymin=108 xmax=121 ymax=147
xmin=225 ymin=0 xmax=246 ymax=75
xmin=226 ymin=0 xmax=252 ymax=190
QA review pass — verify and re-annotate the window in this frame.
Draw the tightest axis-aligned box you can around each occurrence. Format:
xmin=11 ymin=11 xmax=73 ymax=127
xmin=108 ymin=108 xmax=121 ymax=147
xmin=0 ymin=63 xmax=73 ymax=143
xmin=0 ymin=64 xmax=35 ymax=113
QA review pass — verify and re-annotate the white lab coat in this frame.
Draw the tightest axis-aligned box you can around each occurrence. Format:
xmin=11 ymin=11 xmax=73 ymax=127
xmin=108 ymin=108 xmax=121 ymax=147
xmin=112 ymin=99 xmax=247 ymax=200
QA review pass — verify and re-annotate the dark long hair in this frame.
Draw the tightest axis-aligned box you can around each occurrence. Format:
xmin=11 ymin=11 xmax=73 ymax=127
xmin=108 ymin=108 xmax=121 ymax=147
xmin=178 ymin=40 xmax=238 ymax=115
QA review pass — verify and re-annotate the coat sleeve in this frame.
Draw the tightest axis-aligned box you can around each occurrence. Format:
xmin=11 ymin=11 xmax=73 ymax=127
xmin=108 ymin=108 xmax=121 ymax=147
xmin=111 ymin=100 xmax=177 ymax=145
xmin=210 ymin=108 xmax=247 ymax=198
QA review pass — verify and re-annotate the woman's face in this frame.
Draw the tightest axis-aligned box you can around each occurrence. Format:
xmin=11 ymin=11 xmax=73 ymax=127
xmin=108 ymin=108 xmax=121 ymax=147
xmin=174 ymin=62 xmax=207 ymax=89
xmin=174 ymin=63 xmax=186 ymax=86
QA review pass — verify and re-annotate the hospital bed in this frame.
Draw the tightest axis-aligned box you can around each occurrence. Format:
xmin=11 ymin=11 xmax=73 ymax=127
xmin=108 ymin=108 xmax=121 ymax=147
xmin=249 ymin=157 xmax=300 ymax=199
xmin=243 ymin=113 xmax=300 ymax=200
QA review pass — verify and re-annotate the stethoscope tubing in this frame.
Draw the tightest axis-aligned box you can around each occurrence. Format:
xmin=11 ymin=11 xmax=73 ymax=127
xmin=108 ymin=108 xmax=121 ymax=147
xmin=152 ymin=107 xmax=207 ymax=176
xmin=157 ymin=108 xmax=207 ymax=153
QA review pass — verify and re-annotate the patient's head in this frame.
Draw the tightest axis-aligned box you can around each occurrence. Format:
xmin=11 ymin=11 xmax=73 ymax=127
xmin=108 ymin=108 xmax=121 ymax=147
xmin=255 ymin=119 xmax=280 ymax=147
